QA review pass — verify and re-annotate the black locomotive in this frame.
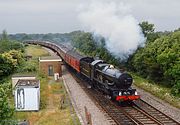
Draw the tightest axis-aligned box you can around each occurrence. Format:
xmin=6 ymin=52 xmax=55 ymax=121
xmin=80 ymin=58 xmax=139 ymax=101
xmin=26 ymin=40 xmax=140 ymax=102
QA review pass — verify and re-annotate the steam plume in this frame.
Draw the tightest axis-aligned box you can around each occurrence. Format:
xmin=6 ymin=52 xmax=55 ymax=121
xmin=78 ymin=0 xmax=145 ymax=59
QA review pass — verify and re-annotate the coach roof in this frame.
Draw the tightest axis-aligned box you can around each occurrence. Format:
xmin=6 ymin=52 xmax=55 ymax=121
xmin=66 ymin=49 xmax=85 ymax=60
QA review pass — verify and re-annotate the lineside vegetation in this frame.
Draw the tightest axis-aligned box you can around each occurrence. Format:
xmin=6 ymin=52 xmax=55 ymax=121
xmin=0 ymin=30 xmax=24 ymax=125
xmin=71 ymin=22 xmax=180 ymax=107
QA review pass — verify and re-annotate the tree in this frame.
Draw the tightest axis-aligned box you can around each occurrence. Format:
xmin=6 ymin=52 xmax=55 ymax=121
xmin=0 ymin=31 xmax=24 ymax=53
xmin=72 ymin=31 xmax=121 ymax=67
xmin=1 ymin=30 xmax=8 ymax=41
xmin=72 ymin=32 xmax=97 ymax=56
xmin=129 ymin=30 xmax=180 ymax=97
xmin=174 ymin=27 xmax=180 ymax=32
xmin=0 ymin=84 xmax=14 ymax=125
xmin=139 ymin=21 xmax=155 ymax=37
xmin=0 ymin=50 xmax=24 ymax=79
xmin=0 ymin=54 xmax=14 ymax=78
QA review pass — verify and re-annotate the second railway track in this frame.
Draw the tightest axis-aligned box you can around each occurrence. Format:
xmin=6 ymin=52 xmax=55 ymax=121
xmin=70 ymin=69 xmax=180 ymax=125
xmin=133 ymin=99 xmax=180 ymax=125
xmin=27 ymin=41 xmax=179 ymax=125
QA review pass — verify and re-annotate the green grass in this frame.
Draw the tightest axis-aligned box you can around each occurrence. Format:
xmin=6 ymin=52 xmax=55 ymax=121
xmin=131 ymin=73 xmax=180 ymax=109
xmin=14 ymin=77 xmax=80 ymax=125
xmin=25 ymin=45 xmax=50 ymax=59
xmin=13 ymin=45 xmax=80 ymax=125
xmin=51 ymin=82 xmax=64 ymax=94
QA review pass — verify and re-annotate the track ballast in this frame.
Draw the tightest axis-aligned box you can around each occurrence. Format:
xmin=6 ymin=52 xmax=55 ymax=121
xmin=70 ymin=69 xmax=180 ymax=125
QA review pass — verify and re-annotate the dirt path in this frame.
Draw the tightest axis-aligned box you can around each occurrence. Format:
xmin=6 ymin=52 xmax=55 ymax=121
xmin=47 ymin=85 xmax=55 ymax=110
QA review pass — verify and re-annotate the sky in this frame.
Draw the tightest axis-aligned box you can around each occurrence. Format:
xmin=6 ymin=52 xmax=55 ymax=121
xmin=0 ymin=0 xmax=179 ymax=34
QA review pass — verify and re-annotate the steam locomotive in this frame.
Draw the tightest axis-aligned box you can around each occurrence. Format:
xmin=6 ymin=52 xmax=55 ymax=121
xmin=25 ymin=40 xmax=140 ymax=102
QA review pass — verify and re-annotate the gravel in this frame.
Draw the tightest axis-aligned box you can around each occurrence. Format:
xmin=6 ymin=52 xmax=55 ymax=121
xmin=45 ymin=46 xmax=180 ymax=124
xmin=133 ymin=85 xmax=180 ymax=122
xmin=62 ymin=66 xmax=113 ymax=125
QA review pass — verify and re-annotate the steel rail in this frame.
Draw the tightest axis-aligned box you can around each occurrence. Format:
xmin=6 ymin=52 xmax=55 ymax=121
xmin=28 ymin=41 xmax=180 ymax=125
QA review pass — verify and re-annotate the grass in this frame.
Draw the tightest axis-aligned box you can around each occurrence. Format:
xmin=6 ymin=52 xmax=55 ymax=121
xmin=131 ymin=73 xmax=180 ymax=109
xmin=13 ymin=45 xmax=80 ymax=125
xmin=14 ymin=78 xmax=80 ymax=125
xmin=25 ymin=45 xmax=50 ymax=59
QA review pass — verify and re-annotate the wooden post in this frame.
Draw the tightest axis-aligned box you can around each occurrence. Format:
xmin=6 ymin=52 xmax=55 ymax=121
xmin=88 ymin=113 xmax=92 ymax=125
xmin=59 ymin=94 xmax=65 ymax=109
xmin=84 ymin=106 xmax=92 ymax=125
xmin=84 ymin=106 xmax=88 ymax=123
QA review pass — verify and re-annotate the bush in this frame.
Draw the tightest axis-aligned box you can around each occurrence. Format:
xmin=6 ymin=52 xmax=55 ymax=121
xmin=0 ymin=30 xmax=24 ymax=53
xmin=0 ymin=84 xmax=15 ymax=125
xmin=0 ymin=50 xmax=24 ymax=79
xmin=18 ymin=60 xmax=37 ymax=73
xmin=130 ymin=31 xmax=180 ymax=87
xmin=72 ymin=31 xmax=120 ymax=66
xmin=171 ymin=81 xmax=180 ymax=97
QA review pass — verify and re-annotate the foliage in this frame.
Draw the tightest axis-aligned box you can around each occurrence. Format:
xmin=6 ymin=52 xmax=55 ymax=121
xmin=0 ymin=39 xmax=24 ymax=54
xmin=131 ymin=73 xmax=180 ymax=108
xmin=171 ymin=82 xmax=180 ymax=97
xmin=8 ymin=31 xmax=82 ymax=44
xmin=0 ymin=50 xmax=24 ymax=80
xmin=0 ymin=83 xmax=15 ymax=125
xmin=72 ymin=29 xmax=179 ymax=97
xmin=72 ymin=31 xmax=120 ymax=66
xmin=139 ymin=21 xmax=161 ymax=43
xmin=25 ymin=45 xmax=50 ymax=59
xmin=1 ymin=30 xmax=8 ymax=41
xmin=0 ymin=30 xmax=27 ymax=124
xmin=129 ymin=31 xmax=180 ymax=96
xmin=17 ymin=60 xmax=37 ymax=73
xmin=6 ymin=27 xmax=179 ymax=97
xmin=139 ymin=21 xmax=155 ymax=37
xmin=72 ymin=32 xmax=97 ymax=55
xmin=15 ymin=45 xmax=80 ymax=125
xmin=0 ymin=30 xmax=24 ymax=53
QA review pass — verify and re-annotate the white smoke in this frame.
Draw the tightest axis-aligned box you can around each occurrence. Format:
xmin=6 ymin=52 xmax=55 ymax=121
xmin=78 ymin=0 xmax=145 ymax=60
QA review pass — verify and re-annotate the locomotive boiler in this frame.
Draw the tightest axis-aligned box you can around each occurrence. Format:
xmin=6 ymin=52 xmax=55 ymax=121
xmin=80 ymin=59 xmax=140 ymax=101
xmin=25 ymin=40 xmax=140 ymax=102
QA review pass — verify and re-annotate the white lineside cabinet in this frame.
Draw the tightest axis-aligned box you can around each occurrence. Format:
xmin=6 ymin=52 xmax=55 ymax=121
xmin=12 ymin=75 xmax=36 ymax=95
xmin=14 ymin=79 xmax=40 ymax=111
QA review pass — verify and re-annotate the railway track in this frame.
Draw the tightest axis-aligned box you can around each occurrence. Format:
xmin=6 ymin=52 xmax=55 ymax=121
xmin=28 ymin=40 xmax=179 ymax=125
xmin=88 ymin=87 xmax=179 ymax=125
xmin=70 ymin=71 xmax=137 ymax=125
xmin=28 ymin=40 xmax=180 ymax=125
xmin=133 ymin=99 xmax=180 ymax=125
xmin=121 ymin=99 xmax=180 ymax=125
xmin=69 ymin=69 xmax=180 ymax=125
xmin=86 ymin=85 xmax=138 ymax=125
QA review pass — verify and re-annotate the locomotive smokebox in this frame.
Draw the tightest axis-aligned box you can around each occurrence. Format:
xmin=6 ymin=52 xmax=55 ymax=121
xmin=117 ymin=73 xmax=133 ymax=89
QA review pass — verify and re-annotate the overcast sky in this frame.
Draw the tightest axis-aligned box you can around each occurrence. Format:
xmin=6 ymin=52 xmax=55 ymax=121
xmin=0 ymin=0 xmax=179 ymax=34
